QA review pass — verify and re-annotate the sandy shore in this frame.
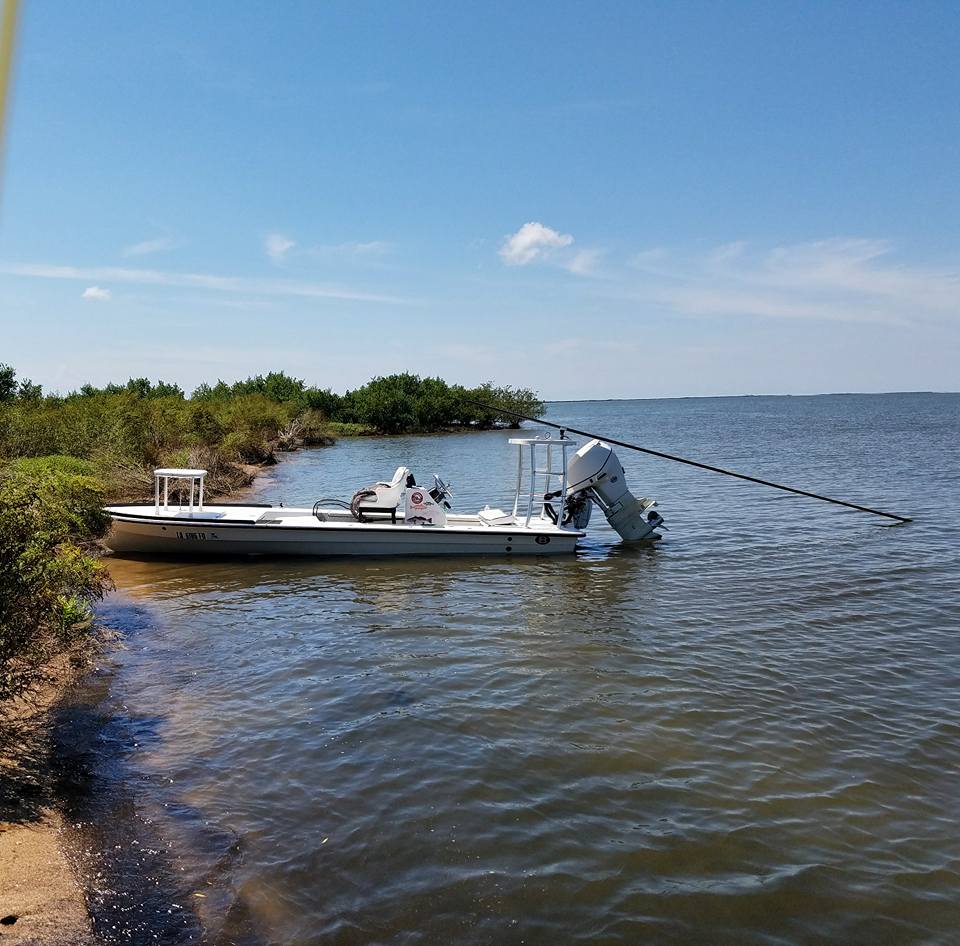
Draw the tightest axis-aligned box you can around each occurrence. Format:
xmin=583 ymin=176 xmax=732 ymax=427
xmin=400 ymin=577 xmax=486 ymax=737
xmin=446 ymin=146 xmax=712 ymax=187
xmin=0 ymin=811 xmax=95 ymax=945
xmin=0 ymin=654 xmax=99 ymax=946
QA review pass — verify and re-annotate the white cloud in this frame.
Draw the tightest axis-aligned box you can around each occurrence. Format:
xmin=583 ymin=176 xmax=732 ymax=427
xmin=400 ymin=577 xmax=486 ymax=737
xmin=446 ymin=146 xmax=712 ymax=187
xmin=629 ymin=247 xmax=671 ymax=276
xmin=305 ymin=240 xmax=393 ymax=259
xmin=565 ymin=248 xmax=605 ymax=277
xmin=81 ymin=285 xmax=112 ymax=301
xmin=348 ymin=240 xmax=391 ymax=256
xmin=122 ymin=236 xmax=178 ymax=257
xmin=626 ymin=238 xmax=960 ymax=327
xmin=265 ymin=232 xmax=296 ymax=262
xmin=499 ymin=222 xmax=574 ymax=266
xmin=3 ymin=261 xmax=409 ymax=305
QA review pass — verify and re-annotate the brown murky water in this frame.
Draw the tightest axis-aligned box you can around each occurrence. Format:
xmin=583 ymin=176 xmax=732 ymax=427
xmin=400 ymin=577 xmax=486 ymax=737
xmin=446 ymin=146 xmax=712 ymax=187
xmin=89 ymin=395 xmax=960 ymax=945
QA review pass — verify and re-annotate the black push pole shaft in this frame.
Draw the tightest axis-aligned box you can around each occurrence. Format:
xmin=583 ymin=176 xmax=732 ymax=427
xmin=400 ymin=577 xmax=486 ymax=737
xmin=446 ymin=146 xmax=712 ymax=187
xmin=468 ymin=400 xmax=912 ymax=524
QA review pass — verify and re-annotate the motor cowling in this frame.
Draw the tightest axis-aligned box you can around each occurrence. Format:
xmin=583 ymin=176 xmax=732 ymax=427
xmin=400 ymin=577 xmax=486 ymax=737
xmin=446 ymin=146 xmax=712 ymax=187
xmin=566 ymin=439 xmax=662 ymax=541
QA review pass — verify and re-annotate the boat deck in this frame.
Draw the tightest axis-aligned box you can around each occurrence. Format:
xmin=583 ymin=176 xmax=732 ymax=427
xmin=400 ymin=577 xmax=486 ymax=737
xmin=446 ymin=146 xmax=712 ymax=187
xmin=104 ymin=504 xmax=576 ymax=535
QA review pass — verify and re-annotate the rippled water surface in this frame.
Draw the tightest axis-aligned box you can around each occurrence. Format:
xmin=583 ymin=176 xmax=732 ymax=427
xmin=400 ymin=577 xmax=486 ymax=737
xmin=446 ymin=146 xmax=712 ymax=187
xmin=96 ymin=394 xmax=960 ymax=945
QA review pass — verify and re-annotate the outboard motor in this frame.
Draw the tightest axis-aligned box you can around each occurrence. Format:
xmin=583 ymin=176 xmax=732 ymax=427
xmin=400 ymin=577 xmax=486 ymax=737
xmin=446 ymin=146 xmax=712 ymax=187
xmin=566 ymin=439 xmax=663 ymax=541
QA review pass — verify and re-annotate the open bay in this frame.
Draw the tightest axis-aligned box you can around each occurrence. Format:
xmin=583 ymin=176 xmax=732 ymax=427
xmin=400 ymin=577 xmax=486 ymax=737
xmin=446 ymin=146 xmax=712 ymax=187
xmin=87 ymin=393 xmax=960 ymax=945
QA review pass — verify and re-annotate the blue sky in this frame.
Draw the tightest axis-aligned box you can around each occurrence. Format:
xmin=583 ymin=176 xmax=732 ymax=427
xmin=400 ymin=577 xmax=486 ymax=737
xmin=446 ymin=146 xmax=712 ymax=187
xmin=1 ymin=1 xmax=958 ymax=398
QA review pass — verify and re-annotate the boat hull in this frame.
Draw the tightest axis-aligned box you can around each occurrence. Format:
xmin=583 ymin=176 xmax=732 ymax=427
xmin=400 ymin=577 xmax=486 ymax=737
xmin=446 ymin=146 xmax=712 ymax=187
xmin=105 ymin=510 xmax=581 ymax=558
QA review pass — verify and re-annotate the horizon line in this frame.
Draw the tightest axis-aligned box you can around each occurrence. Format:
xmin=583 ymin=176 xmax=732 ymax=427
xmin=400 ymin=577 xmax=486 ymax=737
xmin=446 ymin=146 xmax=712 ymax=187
xmin=545 ymin=390 xmax=958 ymax=403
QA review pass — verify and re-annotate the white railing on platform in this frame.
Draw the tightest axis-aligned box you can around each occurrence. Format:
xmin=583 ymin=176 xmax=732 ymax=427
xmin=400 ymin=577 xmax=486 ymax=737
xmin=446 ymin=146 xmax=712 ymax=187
xmin=154 ymin=468 xmax=207 ymax=514
xmin=508 ymin=436 xmax=577 ymax=528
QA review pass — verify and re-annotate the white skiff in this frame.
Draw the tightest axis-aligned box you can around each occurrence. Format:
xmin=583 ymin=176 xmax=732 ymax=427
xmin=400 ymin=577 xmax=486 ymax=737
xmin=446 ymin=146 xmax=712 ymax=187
xmin=104 ymin=436 xmax=663 ymax=558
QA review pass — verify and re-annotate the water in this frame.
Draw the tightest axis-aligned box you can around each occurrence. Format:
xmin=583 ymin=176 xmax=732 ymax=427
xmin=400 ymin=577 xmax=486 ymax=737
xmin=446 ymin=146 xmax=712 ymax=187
xmin=85 ymin=394 xmax=960 ymax=945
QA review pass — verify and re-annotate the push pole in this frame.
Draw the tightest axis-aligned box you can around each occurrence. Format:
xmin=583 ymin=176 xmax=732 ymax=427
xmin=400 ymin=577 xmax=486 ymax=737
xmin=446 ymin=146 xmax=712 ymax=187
xmin=468 ymin=400 xmax=912 ymax=524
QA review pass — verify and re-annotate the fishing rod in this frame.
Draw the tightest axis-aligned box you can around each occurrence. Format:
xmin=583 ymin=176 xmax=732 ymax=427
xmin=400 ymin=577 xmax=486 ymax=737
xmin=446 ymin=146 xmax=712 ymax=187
xmin=467 ymin=400 xmax=912 ymax=524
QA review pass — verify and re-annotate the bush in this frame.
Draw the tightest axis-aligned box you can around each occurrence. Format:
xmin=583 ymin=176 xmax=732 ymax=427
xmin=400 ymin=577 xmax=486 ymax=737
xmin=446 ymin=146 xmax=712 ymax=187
xmin=0 ymin=364 xmax=16 ymax=402
xmin=326 ymin=374 xmax=545 ymax=433
xmin=189 ymin=403 xmax=225 ymax=444
xmin=0 ymin=457 xmax=111 ymax=701
xmin=192 ymin=371 xmax=306 ymax=405
xmin=0 ymin=368 xmax=544 ymax=473
xmin=326 ymin=421 xmax=376 ymax=437
xmin=303 ymin=387 xmax=342 ymax=416
xmin=219 ymin=430 xmax=276 ymax=464
xmin=296 ymin=409 xmax=336 ymax=446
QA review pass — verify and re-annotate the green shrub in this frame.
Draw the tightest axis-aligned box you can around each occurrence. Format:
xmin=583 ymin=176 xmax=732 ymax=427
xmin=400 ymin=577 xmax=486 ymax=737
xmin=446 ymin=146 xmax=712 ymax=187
xmin=0 ymin=364 xmax=16 ymax=402
xmin=193 ymin=371 xmax=306 ymax=405
xmin=326 ymin=421 xmax=376 ymax=437
xmin=0 ymin=459 xmax=111 ymax=700
xmin=326 ymin=374 xmax=545 ymax=433
xmin=296 ymin=409 xmax=336 ymax=446
xmin=189 ymin=403 xmax=225 ymax=444
xmin=0 ymin=368 xmax=543 ymax=471
xmin=219 ymin=430 xmax=275 ymax=464
xmin=303 ymin=387 xmax=342 ymax=416
xmin=11 ymin=455 xmax=98 ymax=477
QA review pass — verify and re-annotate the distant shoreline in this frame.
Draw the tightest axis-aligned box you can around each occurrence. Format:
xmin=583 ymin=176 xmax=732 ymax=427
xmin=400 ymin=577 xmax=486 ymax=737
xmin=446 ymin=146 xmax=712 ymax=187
xmin=546 ymin=390 xmax=958 ymax=404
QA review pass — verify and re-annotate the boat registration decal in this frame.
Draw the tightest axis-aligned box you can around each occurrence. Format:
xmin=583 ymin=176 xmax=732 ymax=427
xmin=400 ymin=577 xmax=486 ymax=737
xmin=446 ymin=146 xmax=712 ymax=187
xmin=175 ymin=531 xmax=220 ymax=541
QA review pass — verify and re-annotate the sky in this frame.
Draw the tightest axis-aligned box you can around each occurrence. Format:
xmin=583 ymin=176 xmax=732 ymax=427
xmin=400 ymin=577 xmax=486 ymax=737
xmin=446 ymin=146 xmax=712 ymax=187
xmin=0 ymin=0 xmax=958 ymax=399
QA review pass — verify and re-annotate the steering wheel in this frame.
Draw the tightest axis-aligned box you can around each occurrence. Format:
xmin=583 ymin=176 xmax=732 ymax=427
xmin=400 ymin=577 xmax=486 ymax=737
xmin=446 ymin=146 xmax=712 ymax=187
xmin=432 ymin=475 xmax=454 ymax=507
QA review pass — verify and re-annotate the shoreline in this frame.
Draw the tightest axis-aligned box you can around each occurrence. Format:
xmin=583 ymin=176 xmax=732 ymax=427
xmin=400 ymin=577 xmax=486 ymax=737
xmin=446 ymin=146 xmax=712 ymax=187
xmin=0 ymin=459 xmax=274 ymax=946
xmin=0 ymin=647 xmax=104 ymax=945
xmin=0 ymin=430 xmax=512 ymax=944
xmin=0 ymin=625 xmax=234 ymax=945
xmin=0 ymin=810 xmax=95 ymax=945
